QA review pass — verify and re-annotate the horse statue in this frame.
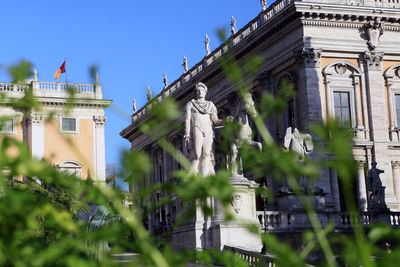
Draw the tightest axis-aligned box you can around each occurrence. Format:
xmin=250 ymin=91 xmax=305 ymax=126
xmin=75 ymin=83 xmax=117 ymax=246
xmin=230 ymin=92 xmax=262 ymax=177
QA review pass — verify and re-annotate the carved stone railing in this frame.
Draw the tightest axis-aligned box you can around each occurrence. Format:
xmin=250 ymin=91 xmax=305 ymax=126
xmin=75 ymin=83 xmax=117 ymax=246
xmin=0 ymin=81 xmax=102 ymax=99
xmin=0 ymin=83 xmax=27 ymax=97
xmin=298 ymin=0 xmax=400 ymax=8
xmin=370 ymin=0 xmax=400 ymax=8
xmin=256 ymin=211 xmax=400 ymax=232
xmin=224 ymin=245 xmax=278 ymax=267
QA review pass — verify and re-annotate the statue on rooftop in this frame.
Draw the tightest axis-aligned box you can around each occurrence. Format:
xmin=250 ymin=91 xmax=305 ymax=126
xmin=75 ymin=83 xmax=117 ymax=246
xmin=163 ymin=73 xmax=168 ymax=88
xmin=184 ymin=82 xmax=223 ymax=176
xmin=229 ymin=92 xmax=262 ymax=177
xmin=95 ymin=72 xmax=99 ymax=84
xmin=182 ymin=56 xmax=188 ymax=72
xmin=260 ymin=0 xmax=267 ymax=11
xmin=33 ymin=68 xmax=38 ymax=81
xmin=147 ymin=86 xmax=152 ymax=102
xmin=230 ymin=16 xmax=237 ymax=35
xmin=133 ymin=98 xmax=137 ymax=112
xmin=204 ymin=34 xmax=210 ymax=56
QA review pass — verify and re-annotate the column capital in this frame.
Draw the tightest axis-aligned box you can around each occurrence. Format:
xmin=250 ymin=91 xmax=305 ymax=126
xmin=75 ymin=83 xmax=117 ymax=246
xmin=364 ymin=51 xmax=384 ymax=71
xmin=392 ymin=161 xmax=400 ymax=168
xmin=356 ymin=160 xmax=367 ymax=168
xmin=93 ymin=115 xmax=106 ymax=127
xmin=294 ymin=48 xmax=321 ymax=68
xmin=28 ymin=113 xmax=43 ymax=125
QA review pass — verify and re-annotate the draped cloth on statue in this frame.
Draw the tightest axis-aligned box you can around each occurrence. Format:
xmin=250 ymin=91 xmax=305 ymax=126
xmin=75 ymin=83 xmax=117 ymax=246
xmin=185 ymin=99 xmax=218 ymax=176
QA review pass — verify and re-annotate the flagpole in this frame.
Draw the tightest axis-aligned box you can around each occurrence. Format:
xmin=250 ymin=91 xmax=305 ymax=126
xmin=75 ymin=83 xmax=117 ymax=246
xmin=65 ymin=57 xmax=68 ymax=84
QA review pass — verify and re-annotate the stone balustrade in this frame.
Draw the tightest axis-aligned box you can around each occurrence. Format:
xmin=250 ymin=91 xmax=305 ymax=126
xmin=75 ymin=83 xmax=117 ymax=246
xmin=298 ymin=0 xmax=400 ymax=8
xmin=224 ymin=245 xmax=277 ymax=267
xmin=0 ymin=80 xmax=102 ymax=99
xmin=256 ymin=211 xmax=400 ymax=232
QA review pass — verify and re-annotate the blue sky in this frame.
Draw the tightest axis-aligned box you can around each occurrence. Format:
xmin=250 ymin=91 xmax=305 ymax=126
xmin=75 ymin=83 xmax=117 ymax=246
xmin=1 ymin=0 xmax=271 ymax=186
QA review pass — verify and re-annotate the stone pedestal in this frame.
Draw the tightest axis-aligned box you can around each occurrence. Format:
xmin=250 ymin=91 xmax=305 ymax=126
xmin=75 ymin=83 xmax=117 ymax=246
xmin=172 ymin=199 xmax=212 ymax=250
xmin=210 ymin=176 xmax=262 ymax=252
xmin=172 ymin=221 xmax=210 ymax=251
xmin=172 ymin=176 xmax=261 ymax=252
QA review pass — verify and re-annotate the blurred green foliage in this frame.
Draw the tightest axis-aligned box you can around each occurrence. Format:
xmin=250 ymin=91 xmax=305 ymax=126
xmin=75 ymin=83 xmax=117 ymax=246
xmin=0 ymin=49 xmax=399 ymax=267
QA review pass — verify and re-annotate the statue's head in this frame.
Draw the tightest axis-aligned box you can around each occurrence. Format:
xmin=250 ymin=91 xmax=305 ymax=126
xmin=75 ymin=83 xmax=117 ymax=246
xmin=195 ymin=82 xmax=208 ymax=98
xmin=372 ymin=161 xmax=377 ymax=168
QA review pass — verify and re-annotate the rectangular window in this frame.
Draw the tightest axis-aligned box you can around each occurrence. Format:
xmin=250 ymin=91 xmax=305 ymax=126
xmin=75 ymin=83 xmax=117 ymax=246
xmin=334 ymin=91 xmax=351 ymax=128
xmin=61 ymin=118 xmax=77 ymax=132
xmin=0 ymin=119 xmax=14 ymax=133
xmin=395 ymin=94 xmax=400 ymax=128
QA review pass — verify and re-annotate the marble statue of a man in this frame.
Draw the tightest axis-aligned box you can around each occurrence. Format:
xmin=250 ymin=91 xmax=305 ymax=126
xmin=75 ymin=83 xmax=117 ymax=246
xmin=367 ymin=161 xmax=385 ymax=207
xmin=184 ymin=82 xmax=222 ymax=176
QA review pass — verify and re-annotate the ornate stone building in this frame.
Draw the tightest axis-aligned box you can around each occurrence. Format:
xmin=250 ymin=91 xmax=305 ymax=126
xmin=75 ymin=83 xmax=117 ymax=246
xmin=120 ymin=0 xmax=400 ymax=251
xmin=0 ymin=72 xmax=111 ymax=182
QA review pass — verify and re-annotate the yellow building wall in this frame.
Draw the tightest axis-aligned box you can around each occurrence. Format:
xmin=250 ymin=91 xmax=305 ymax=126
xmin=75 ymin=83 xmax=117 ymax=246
xmin=0 ymin=117 xmax=24 ymax=158
xmin=44 ymin=118 xmax=94 ymax=180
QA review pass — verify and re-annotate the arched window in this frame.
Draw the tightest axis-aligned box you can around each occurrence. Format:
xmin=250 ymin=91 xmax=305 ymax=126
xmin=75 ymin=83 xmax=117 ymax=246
xmin=57 ymin=160 xmax=82 ymax=178
xmin=323 ymin=61 xmax=364 ymax=134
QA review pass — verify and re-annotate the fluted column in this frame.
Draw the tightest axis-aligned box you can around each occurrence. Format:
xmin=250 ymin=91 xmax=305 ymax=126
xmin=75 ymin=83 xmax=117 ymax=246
xmin=357 ymin=160 xmax=368 ymax=211
xmin=392 ymin=161 xmax=400 ymax=201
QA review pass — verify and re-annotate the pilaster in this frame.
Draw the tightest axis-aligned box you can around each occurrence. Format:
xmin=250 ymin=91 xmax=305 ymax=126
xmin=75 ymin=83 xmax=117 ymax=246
xmin=28 ymin=113 xmax=44 ymax=159
xmin=364 ymin=51 xmax=395 ymax=202
xmin=294 ymin=47 xmax=323 ymax=130
xmin=356 ymin=160 xmax=368 ymax=211
xmin=93 ymin=115 xmax=106 ymax=182
xmin=392 ymin=161 xmax=400 ymax=201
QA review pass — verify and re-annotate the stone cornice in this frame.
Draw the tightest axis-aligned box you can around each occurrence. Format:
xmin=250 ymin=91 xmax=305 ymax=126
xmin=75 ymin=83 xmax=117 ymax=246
xmin=301 ymin=20 xmax=400 ymax=32
xmin=37 ymin=97 xmax=112 ymax=108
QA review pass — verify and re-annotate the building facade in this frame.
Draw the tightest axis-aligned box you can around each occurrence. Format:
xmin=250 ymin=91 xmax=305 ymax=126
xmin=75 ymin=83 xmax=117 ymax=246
xmin=0 ymin=72 xmax=111 ymax=182
xmin=121 ymin=0 xmax=400 ymax=250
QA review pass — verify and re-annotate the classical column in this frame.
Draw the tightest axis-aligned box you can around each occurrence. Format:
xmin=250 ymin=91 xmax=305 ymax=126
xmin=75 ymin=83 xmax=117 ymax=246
xmin=356 ymin=160 xmax=368 ymax=211
xmin=364 ymin=51 xmax=395 ymax=202
xmin=28 ymin=113 xmax=44 ymax=159
xmin=364 ymin=52 xmax=387 ymax=140
xmin=93 ymin=116 xmax=106 ymax=182
xmin=387 ymin=82 xmax=398 ymax=141
xmin=294 ymin=48 xmax=323 ymax=129
xmin=353 ymin=77 xmax=365 ymax=139
xmin=392 ymin=161 xmax=400 ymax=201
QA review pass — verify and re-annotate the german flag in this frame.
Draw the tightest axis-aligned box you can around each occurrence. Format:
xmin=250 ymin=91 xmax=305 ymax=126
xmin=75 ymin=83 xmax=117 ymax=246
xmin=54 ymin=60 xmax=66 ymax=81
